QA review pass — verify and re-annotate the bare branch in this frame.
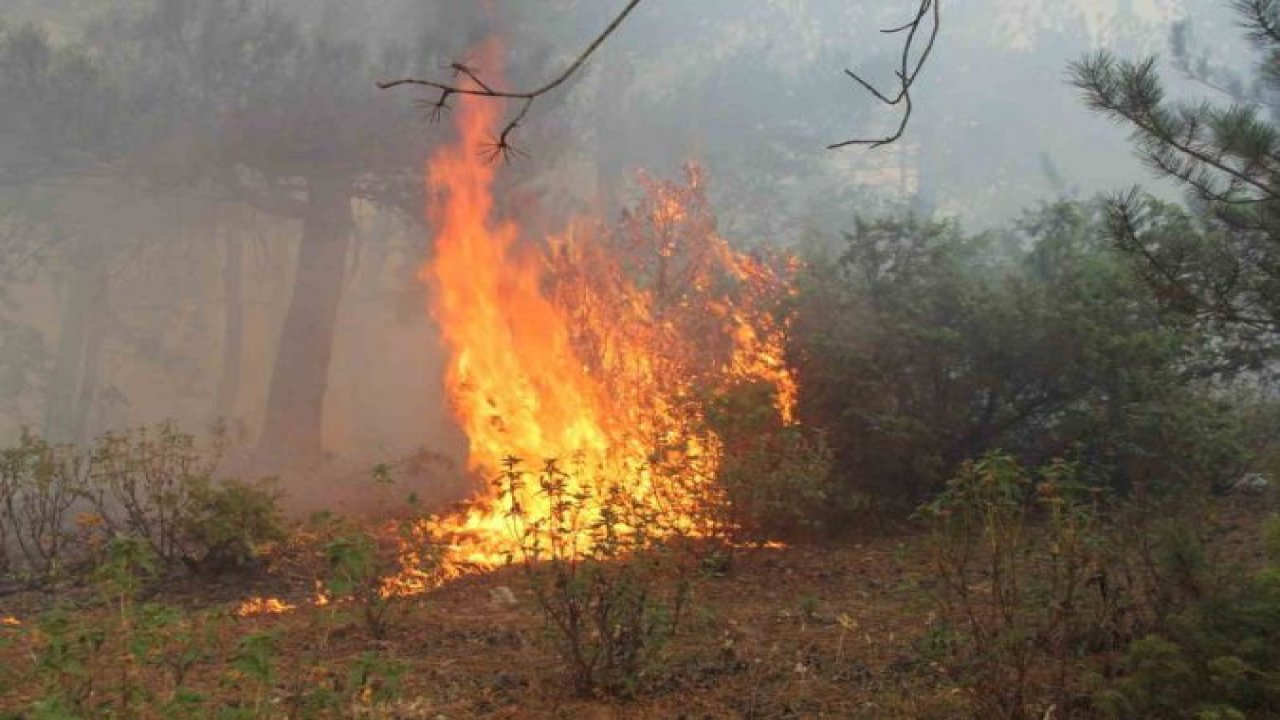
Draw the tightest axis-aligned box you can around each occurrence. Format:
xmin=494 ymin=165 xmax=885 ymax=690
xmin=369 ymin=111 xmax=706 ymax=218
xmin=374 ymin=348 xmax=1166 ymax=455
xmin=378 ymin=0 xmax=643 ymax=161
xmin=380 ymin=0 xmax=941 ymax=157
xmin=829 ymin=0 xmax=941 ymax=150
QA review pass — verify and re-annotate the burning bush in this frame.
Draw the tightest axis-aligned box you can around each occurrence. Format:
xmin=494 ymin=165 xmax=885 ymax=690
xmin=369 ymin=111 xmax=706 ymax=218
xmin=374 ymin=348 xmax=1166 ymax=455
xmin=418 ymin=66 xmax=805 ymax=576
xmin=496 ymin=456 xmax=693 ymax=697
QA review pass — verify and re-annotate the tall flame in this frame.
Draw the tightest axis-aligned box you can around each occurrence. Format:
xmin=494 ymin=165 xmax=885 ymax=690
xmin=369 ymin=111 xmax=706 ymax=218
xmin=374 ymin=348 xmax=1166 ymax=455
xmin=420 ymin=40 xmax=798 ymax=576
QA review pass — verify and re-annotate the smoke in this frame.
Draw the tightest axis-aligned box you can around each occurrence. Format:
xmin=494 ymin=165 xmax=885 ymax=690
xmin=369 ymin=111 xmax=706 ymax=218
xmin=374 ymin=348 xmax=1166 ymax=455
xmin=0 ymin=0 xmax=1233 ymax=513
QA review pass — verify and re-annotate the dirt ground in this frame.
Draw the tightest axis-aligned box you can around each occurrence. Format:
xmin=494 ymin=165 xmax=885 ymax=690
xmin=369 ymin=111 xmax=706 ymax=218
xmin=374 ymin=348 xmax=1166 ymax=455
xmin=1 ymin=494 xmax=1271 ymax=719
xmin=0 ymin=529 xmax=972 ymax=719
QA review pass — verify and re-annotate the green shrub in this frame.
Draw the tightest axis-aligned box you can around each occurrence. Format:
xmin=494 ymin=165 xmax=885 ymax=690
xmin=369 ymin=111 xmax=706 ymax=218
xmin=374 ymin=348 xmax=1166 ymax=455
xmin=1095 ymin=524 xmax=1280 ymax=718
xmin=791 ymin=203 xmax=1249 ymax=514
xmin=25 ymin=536 xmax=219 ymax=718
xmin=85 ymin=421 xmax=237 ymax=565
xmin=918 ymin=452 xmax=1108 ymax=719
xmin=228 ymin=631 xmax=278 ymax=717
xmin=498 ymin=457 xmax=693 ymax=697
xmin=307 ymin=490 xmax=441 ymax=641
xmin=323 ymin=531 xmax=397 ymax=641
xmin=0 ymin=430 xmax=90 ymax=576
xmin=708 ymin=381 xmax=838 ymax=537
xmin=0 ymin=422 xmax=286 ymax=580
xmin=181 ymin=476 xmax=285 ymax=572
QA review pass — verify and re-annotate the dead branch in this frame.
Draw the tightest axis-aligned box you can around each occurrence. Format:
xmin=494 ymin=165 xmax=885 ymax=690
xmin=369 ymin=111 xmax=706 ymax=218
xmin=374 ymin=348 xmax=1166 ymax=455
xmin=378 ymin=0 xmax=941 ymax=158
xmin=378 ymin=0 xmax=643 ymax=161
xmin=828 ymin=0 xmax=941 ymax=149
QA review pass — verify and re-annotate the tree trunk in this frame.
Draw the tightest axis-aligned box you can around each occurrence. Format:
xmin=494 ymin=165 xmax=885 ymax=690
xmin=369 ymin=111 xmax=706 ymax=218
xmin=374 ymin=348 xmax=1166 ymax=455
xmin=256 ymin=174 xmax=352 ymax=469
xmin=214 ymin=228 xmax=243 ymax=423
xmin=44 ymin=243 xmax=109 ymax=445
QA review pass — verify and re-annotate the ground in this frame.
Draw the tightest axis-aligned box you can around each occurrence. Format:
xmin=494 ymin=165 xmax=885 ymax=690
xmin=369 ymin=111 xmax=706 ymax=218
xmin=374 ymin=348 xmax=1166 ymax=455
xmin=0 ymin=496 xmax=1270 ymax=719
xmin=0 ymin=532 xmax=971 ymax=718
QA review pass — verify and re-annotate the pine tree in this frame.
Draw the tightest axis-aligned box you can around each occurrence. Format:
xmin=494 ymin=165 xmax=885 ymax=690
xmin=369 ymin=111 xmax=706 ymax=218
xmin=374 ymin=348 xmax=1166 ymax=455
xmin=1071 ymin=0 xmax=1280 ymax=363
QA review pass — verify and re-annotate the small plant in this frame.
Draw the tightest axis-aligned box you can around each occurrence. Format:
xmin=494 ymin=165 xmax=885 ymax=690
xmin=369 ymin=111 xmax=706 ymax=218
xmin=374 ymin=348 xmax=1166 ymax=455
xmin=181 ymin=476 xmax=286 ymax=572
xmin=0 ymin=423 xmax=285 ymax=584
xmin=150 ymin=609 xmax=219 ymax=716
xmin=708 ymin=382 xmax=837 ymax=538
xmin=346 ymin=650 xmax=407 ymax=710
xmin=22 ymin=538 xmax=164 ymax=716
xmin=499 ymin=456 xmax=692 ymax=697
xmin=0 ymin=430 xmax=90 ymax=577
xmin=228 ymin=631 xmax=278 ymax=717
xmin=1094 ymin=520 xmax=1280 ymax=719
xmin=797 ymin=594 xmax=820 ymax=623
xmin=30 ymin=606 xmax=104 ymax=715
xmin=917 ymin=452 xmax=1106 ymax=719
xmin=86 ymin=422 xmax=222 ymax=564
xmin=97 ymin=535 xmax=162 ymax=716
xmin=320 ymin=508 xmax=437 ymax=644
xmin=324 ymin=532 xmax=397 ymax=641
xmin=22 ymin=535 xmax=217 ymax=718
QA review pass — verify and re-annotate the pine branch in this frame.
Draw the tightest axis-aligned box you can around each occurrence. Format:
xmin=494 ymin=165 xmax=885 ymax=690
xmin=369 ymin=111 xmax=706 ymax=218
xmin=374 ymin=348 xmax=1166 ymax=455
xmin=1072 ymin=53 xmax=1280 ymax=203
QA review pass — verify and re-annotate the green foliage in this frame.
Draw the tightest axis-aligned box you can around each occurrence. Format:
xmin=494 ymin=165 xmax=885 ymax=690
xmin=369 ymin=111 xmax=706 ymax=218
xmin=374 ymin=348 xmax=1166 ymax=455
xmin=1071 ymin=0 xmax=1280 ymax=359
xmin=498 ymin=457 xmax=692 ymax=698
xmin=229 ymin=631 xmax=278 ymax=716
xmin=323 ymin=531 xmax=397 ymax=641
xmin=346 ymin=651 xmax=407 ymax=707
xmin=85 ymin=421 xmax=225 ymax=564
xmin=919 ymin=449 xmax=1280 ymax=719
xmin=309 ymin=485 xmax=440 ymax=642
xmin=182 ymin=476 xmax=286 ymax=572
xmin=1096 ymin=561 xmax=1280 ymax=718
xmin=918 ymin=452 xmax=1109 ymax=719
xmin=20 ymin=536 xmax=228 ymax=718
xmin=0 ymin=429 xmax=89 ymax=576
xmin=792 ymin=202 xmax=1248 ymax=512
xmin=97 ymin=533 xmax=158 ymax=600
xmin=0 ymin=422 xmax=286 ymax=582
xmin=707 ymin=381 xmax=838 ymax=537
xmin=31 ymin=606 xmax=103 ymax=714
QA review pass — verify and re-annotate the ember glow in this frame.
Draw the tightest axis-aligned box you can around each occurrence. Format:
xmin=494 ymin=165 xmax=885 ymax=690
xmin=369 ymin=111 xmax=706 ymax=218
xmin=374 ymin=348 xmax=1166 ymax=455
xmin=417 ymin=39 xmax=799 ymax=577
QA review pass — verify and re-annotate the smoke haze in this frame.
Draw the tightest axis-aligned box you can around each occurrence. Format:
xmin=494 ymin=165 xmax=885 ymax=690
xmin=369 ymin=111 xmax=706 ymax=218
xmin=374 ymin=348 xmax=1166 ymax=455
xmin=0 ymin=0 xmax=1237 ymax=509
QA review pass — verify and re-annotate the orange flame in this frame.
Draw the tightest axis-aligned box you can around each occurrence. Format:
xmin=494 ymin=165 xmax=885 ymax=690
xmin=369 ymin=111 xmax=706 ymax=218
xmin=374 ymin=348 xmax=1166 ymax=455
xmin=417 ymin=39 xmax=798 ymax=577
xmin=234 ymin=597 xmax=295 ymax=617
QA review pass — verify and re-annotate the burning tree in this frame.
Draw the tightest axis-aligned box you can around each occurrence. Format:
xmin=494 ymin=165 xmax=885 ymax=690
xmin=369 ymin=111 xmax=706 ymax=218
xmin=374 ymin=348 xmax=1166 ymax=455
xmin=417 ymin=41 xmax=807 ymax=576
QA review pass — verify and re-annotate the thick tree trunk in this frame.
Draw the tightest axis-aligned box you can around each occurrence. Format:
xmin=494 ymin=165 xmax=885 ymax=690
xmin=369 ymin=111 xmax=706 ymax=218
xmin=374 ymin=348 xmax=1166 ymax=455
xmin=214 ymin=229 xmax=243 ymax=423
xmin=44 ymin=244 xmax=109 ymax=445
xmin=256 ymin=174 xmax=352 ymax=469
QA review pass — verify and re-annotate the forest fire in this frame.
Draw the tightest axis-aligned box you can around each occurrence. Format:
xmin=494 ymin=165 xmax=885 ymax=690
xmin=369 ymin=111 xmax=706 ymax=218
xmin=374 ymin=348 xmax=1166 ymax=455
xmin=234 ymin=596 xmax=296 ymax=617
xmin=416 ymin=41 xmax=799 ymax=579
